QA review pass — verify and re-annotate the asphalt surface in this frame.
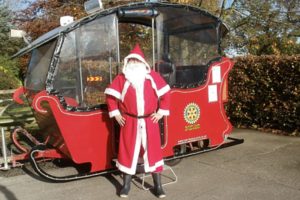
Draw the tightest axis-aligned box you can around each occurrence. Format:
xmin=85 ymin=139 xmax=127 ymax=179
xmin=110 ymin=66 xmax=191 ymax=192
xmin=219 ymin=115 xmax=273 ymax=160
xmin=1 ymin=129 xmax=300 ymax=200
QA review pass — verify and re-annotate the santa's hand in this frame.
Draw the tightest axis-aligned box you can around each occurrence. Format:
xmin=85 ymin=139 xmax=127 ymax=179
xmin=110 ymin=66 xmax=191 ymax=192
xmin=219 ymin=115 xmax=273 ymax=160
xmin=115 ymin=115 xmax=126 ymax=126
xmin=151 ymin=112 xmax=163 ymax=123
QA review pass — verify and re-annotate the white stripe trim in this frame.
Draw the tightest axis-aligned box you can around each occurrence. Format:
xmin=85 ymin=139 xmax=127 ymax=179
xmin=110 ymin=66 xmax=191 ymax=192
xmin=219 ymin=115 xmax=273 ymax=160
xmin=104 ymin=88 xmax=121 ymax=100
xmin=131 ymin=120 xmax=142 ymax=174
xmin=145 ymin=159 xmax=164 ymax=173
xmin=109 ymin=109 xmax=121 ymax=118
xmin=34 ymin=95 xmax=104 ymax=116
xmin=117 ymin=120 xmax=142 ymax=175
xmin=136 ymin=81 xmax=145 ymax=116
xmin=117 ymin=159 xmax=164 ymax=175
xmin=157 ymin=109 xmax=170 ymax=116
xmin=116 ymin=161 xmax=136 ymax=175
xmin=157 ymin=85 xmax=170 ymax=97
xmin=141 ymin=119 xmax=149 ymax=171
xmin=121 ymin=81 xmax=130 ymax=102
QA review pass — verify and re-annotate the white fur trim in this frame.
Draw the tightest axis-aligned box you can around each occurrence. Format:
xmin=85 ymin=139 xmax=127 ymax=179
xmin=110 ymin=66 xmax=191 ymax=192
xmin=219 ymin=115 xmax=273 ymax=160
xmin=157 ymin=109 xmax=170 ymax=116
xmin=157 ymin=85 xmax=171 ymax=97
xmin=145 ymin=75 xmax=170 ymax=98
xmin=109 ymin=109 xmax=121 ymax=118
xmin=141 ymin=119 xmax=149 ymax=170
xmin=116 ymin=161 xmax=136 ymax=175
xmin=145 ymin=159 xmax=164 ymax=173
xmin=145 ymin=74 xmax=159 ymax=96
xmin=104 ymin=88 xmax=121 ymax=100
xmin=121 ymin=81 xmax=130 ymax=102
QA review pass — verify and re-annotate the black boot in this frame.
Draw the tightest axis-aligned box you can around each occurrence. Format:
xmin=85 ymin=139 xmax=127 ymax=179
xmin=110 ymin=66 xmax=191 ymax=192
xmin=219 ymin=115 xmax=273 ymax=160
xmin=152 ymin=173 xmax=166 ymax=198
xmin=120 ymin=173 xmax=132 ymax=198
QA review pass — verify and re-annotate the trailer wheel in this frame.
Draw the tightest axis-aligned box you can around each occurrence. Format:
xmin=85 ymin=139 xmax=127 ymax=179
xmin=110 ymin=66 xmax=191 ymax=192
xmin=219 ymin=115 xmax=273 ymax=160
xmin=165 ymin=158 xmax=181 ymax=166
xmin=165 ymin=144 xmax=187 ymax=166
xmin=198 ymin=139 xmax=209 ymax=149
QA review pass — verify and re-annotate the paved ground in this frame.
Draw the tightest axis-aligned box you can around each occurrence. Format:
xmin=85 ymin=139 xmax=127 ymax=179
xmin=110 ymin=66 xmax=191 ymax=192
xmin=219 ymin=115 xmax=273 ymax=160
xmin=1 ymin=129 xmax=300 ymax=200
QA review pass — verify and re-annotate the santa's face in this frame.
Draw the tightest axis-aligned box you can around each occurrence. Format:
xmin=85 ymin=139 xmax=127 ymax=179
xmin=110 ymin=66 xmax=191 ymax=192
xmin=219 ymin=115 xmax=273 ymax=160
xmin=124 ymin=59 xmax=147 ymax=89
xmin=125 ymin=59 xmax=147 ymax=75
xmin=126 ymin=59 xmax=144 ymax=70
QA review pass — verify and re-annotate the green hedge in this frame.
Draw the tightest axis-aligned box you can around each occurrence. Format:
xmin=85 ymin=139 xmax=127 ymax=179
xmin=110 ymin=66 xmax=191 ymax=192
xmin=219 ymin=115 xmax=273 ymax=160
xmin=227 ymin=55 xmax=300 ymax=136
xmin=0 ymin=56 xmax=21 ymax=90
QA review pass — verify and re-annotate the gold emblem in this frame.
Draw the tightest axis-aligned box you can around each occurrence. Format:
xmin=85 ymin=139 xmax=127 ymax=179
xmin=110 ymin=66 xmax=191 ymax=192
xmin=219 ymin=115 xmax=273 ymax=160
xmin=184 ymin=103 xmax=200 ymax=124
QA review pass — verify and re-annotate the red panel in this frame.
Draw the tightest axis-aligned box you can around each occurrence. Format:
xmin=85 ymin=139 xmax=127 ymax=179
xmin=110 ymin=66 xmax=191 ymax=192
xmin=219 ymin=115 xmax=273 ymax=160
xmin=13 ymin=86 xmax=26 ymax=105
xmin=162 ymin=57 xmax=233 ymax=157
xmin=32 ymin=91 xmax=115 ymax=172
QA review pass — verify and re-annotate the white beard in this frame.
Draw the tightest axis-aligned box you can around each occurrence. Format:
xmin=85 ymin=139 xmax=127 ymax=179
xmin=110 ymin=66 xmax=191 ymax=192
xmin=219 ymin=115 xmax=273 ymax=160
xmin=124 ymin=62 xmax=147 ymax=89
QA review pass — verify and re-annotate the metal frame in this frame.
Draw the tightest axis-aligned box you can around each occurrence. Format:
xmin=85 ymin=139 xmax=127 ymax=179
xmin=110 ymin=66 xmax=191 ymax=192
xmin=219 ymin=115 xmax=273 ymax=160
xmin=132 ymin=165 xmax=178 ymax=190
xmin=0 ymin=127 xmax=10 ymax=170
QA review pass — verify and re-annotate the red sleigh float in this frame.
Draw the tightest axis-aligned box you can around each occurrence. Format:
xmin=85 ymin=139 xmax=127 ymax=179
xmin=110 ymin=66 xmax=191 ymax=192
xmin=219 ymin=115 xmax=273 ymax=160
xmin=1 ymin=1 xmax=243 ymax=181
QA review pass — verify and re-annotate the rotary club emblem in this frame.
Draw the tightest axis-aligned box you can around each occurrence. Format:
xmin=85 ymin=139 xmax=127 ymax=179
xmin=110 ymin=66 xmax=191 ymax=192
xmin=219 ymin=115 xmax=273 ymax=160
xmin=184 ymin=103 xmax=200 ymax=124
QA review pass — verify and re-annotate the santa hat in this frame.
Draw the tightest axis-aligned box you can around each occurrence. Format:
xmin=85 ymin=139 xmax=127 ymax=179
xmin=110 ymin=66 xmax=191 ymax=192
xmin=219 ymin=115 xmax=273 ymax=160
xmin=122 ymin=44 xmax=151 ymax=73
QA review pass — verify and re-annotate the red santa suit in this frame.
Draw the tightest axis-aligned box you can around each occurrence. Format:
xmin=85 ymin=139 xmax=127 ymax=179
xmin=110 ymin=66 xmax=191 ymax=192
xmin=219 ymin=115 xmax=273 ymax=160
xmin=105 ymin=44 xmax=170 ymax=175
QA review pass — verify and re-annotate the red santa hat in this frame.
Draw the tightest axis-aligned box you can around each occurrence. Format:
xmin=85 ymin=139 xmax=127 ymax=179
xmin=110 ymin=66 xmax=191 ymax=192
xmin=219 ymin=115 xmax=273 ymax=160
xmin=123 ymin=44 xmax=151 ymax=73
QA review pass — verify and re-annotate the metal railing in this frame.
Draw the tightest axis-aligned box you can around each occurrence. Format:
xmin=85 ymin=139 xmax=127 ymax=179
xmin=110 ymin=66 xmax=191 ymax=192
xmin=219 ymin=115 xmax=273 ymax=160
xmin=0 ymin=89 xmax=35 ymax=131
xmin=0 ymin=90 xmax=15 ymax=169
xmin=0 ymin=89 xmax=15 ymax=116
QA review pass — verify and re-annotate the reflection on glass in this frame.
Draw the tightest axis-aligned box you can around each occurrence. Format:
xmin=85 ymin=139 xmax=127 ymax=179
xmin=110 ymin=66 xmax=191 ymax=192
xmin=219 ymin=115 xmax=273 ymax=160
xmin=53 ymin=14 xmax=118 ymax=107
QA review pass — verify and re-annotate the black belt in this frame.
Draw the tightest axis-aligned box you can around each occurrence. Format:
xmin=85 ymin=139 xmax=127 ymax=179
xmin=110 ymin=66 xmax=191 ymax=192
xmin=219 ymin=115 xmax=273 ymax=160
xmin=124 ymin=112 xmax=153 ymax=119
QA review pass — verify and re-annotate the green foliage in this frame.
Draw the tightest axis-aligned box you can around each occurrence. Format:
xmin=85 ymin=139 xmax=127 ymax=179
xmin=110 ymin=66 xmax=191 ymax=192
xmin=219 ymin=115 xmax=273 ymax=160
xmin=227 ymin=55 xmax=300 ymax=135
xmin=223 ymin=0 xmax=300 ymax=56
xmin=0 ymin=5 xmax=24 ymax=56
xmin=0 ymin=55 xmax=21 ymax=90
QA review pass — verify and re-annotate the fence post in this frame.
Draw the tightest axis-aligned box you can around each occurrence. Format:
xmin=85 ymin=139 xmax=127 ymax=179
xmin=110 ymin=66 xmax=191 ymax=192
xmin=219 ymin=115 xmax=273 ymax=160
xmin=1 ymin=127 xmax=10 ymax=170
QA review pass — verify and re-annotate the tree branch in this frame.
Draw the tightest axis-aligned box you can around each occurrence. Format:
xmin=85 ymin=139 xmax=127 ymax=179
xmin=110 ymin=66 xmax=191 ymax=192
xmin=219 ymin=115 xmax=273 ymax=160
xmin=219 ymin=0 xmax=226 ymax=18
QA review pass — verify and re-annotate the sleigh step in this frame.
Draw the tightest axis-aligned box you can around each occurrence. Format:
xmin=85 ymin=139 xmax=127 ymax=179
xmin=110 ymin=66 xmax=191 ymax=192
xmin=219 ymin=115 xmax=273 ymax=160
xmin=132 ymin=165 xmax=177 ymax=190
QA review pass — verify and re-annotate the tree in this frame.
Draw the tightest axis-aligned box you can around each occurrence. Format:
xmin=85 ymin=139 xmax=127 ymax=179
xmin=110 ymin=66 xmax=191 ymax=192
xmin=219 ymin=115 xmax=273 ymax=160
xmin=0 ymin=56 xmax=21 ymax=89
xmin=170 ymin=0 xmax=226 ymax=16
xmin=0 ymin=5 xmax=24 ymax=56
xmin=0 ymin=5 xmax=24 ymax=89
xmin=14 ymin=0 xmax=87 ymax=41
xmin=223 ymin=0 xmax=300 ymax=56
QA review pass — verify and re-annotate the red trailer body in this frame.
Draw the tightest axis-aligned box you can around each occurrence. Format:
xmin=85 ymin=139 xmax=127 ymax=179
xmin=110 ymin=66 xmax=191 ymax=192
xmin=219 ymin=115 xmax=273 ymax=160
xmin=1 ymin=2 xmax=243 ymax=181
xmin=163 ymin=58 xmax=233 ymax=157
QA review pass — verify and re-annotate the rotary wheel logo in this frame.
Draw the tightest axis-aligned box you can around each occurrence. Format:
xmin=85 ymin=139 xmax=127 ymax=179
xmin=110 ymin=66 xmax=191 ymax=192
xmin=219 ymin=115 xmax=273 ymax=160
xmin=184 ymin=103 xmax=200 ymax=124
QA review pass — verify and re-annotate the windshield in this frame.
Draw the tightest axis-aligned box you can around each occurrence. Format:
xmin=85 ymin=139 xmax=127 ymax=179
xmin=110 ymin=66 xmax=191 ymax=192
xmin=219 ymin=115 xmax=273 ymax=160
xmin=53 ymin=14 xmax=118 ymax=107
xmin=25 ymin=41 xmax=57 ymax=91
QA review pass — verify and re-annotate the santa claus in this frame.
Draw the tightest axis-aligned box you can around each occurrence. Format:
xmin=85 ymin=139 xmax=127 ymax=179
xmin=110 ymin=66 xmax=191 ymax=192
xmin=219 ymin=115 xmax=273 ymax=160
xmin=105 ymin=44 xmax=170 ymax=198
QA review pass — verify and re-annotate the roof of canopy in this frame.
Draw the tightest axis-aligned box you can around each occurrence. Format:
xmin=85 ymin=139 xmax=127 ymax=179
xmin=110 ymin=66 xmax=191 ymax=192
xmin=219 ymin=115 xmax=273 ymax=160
xmin=13 ymin=2 xmax=228 ymax=58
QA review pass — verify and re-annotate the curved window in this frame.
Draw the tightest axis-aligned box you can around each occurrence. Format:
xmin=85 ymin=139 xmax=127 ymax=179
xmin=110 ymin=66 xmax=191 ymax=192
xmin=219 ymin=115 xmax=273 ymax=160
xmin=156 ymin=7 xmax=220 ymax=88
xmin=25 ymin=41 xmax=57 ymax=91
xmin=53 ymin=14 xmax=118 ymax=107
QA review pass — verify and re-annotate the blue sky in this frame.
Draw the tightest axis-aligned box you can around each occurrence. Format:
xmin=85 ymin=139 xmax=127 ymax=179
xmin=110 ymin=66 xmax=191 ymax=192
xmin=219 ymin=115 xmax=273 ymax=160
xmin=6 ymin=0 xmax=235 ymax=11
xmin=2 ymin=0 xmax=35 ymax=10
xmin=225 ymin=0 xmax=234 ymax=9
